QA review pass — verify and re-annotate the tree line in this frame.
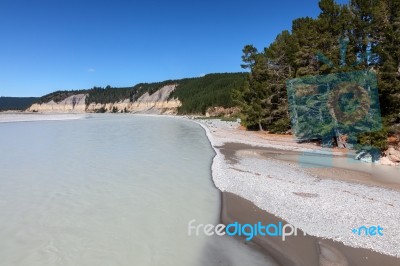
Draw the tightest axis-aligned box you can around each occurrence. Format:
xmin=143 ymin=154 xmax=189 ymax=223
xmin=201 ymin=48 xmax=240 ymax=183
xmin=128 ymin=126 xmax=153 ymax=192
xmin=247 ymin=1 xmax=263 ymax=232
xmin=0 ymin=97 xmax=39 ymax=111
xmin=233 ymin=0 xmax=400 ymax=150
xmin=34 ymin=73 xmax=246 ymax=114
xmin=170 ymin=73 xmax=246 ymax=114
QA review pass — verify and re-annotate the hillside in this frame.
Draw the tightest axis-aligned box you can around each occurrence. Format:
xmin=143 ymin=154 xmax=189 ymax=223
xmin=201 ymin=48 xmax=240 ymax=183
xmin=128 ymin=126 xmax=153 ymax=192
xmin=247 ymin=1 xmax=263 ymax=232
xmin=0 ymin=97 xmax=39 ymax=111
xmin=28 ymin=73 xmax=246 ymax=114
xmin=169 ymin=73 xmax=246 ymax=114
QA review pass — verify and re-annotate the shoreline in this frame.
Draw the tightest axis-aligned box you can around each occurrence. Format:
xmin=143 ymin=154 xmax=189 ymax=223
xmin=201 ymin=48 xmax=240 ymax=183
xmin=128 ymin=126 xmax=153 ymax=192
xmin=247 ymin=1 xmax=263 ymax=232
xmin=192 ymin=117 xmax=400 ymax=265
xmin=0 ymin=112 xmax=89 ymax=123
xmin=221 ymin=192 xmax=400 ymax=266
xmin=2 ymin=113 xmax=399 ymax=264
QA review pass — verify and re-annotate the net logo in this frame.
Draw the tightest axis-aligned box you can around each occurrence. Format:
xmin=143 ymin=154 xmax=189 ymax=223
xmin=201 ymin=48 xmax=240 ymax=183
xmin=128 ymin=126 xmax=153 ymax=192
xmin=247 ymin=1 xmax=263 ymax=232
xmin=352 ymin=225 xmax=384 ymax=236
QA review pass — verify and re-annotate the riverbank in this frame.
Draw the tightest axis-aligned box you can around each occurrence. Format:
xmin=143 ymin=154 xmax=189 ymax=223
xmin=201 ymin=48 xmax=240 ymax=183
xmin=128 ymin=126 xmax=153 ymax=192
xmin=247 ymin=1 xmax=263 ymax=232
xmin=193 ymin=117 xmax=400 ymax=265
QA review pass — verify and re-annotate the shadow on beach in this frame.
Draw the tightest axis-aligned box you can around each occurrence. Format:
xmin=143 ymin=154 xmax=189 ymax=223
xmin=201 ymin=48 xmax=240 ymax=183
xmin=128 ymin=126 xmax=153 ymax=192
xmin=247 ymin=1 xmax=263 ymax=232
xmin=215 ymin=142 xmax=400 ymax=265
xmin=221 ymin=192 xmax=400 ymax=266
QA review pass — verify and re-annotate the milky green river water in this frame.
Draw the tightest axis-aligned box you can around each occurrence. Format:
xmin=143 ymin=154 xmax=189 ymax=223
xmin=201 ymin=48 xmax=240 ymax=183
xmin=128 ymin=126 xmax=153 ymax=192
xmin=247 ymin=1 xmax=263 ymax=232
xmin=0 ymin=114 xmax=275 ymax=266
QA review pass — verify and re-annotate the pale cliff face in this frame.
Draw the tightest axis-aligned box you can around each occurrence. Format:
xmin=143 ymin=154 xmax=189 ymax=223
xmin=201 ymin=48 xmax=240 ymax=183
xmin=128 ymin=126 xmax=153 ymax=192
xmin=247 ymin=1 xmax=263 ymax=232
xmin=129 ymin=85 xmax=181 ymax=114
xmin=27 ymin=94 xmax=87 ymax=113
xmin=27 ymin=85 xmax=182 ymax=114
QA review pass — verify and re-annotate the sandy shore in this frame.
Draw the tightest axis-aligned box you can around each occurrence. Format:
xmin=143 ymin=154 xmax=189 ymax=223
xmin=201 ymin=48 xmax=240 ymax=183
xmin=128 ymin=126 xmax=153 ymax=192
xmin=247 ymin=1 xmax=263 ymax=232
xmin=193 ymin=118 xmax=400 ymax=265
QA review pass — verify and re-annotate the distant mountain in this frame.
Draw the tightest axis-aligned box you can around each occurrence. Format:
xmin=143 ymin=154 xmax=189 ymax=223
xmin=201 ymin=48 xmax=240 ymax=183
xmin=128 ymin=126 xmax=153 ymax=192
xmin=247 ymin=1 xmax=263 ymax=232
xmin=0 ymin=97 xmax=39 ymax=111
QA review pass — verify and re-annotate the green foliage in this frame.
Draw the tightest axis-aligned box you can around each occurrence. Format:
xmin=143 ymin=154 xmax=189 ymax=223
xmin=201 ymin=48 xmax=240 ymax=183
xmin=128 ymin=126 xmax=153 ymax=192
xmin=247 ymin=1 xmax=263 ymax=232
xmin=357 ymin=127 xmax=389 ymax=152
xmin=370 ymin=0 xmax=400 ymax=118
xmin=0 ymin=97 xmax=39 ymax=111
xmin=86 ymin=86 xmax=132 ymax=104
xmin=235 ymin=0 xmax=400 ymax=149
xmin=170 ymin=73 xmax=247 ymax=114
xmin=233 ymin=32 xmax=294 ymax=133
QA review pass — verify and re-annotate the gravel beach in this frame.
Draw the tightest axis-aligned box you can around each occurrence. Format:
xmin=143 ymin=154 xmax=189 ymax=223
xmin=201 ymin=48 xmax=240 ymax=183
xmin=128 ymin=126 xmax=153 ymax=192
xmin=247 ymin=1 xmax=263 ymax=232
xmin=193 ymin=118 xmax=400 ymax=259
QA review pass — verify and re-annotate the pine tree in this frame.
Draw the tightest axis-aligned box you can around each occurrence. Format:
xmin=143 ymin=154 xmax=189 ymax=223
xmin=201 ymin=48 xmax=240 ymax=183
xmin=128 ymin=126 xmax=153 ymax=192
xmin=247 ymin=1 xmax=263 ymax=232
xmin=263 ymin=31 xmax=295 ymax=132
xmin=292 ymin=17 xmax=320 ymax=77
xmin=372 ymin=0 xmax=400 ymax=120
xmin=234 ymin=45 xmax=270 ymax=130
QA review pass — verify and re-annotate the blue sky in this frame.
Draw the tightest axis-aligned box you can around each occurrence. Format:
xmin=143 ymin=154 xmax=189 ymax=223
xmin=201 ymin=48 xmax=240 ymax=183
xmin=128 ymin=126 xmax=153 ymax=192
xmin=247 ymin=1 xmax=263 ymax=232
xmin=0 ymin=0 xmax=348 ymax=97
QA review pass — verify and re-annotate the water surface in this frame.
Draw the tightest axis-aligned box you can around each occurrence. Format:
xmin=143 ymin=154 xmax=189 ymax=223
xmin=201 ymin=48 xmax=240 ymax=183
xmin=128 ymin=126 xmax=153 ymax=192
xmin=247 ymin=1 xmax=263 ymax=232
xmin=0 ymin=114 xmax=275 ymax=266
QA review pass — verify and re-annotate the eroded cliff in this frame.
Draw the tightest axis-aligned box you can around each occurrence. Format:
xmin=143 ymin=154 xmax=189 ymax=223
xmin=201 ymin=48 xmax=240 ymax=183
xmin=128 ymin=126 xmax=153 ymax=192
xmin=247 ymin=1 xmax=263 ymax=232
xmin=27 ymin=85 xmax=181 ymax=114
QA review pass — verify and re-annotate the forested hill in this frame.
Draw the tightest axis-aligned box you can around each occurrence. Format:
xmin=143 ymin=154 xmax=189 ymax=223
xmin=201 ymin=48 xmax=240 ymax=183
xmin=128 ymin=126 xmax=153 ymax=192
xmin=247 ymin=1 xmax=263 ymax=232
xmin=169 ymin=73 xmax=246 ymax=113
xmin=0 ymin=97 xmax=39 ymax=111
xmin=34 ymin=72 xmax=246 ymax=114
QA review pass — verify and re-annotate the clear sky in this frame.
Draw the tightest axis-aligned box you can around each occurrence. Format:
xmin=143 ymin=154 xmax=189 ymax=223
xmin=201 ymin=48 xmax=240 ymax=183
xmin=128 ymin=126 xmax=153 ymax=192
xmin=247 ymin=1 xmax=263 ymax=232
xmin=0 ymin=0 xmax=348 ymax=97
